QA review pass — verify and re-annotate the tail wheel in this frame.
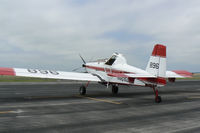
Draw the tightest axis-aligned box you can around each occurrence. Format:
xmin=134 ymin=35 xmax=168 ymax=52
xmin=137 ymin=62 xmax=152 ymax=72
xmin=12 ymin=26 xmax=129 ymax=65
xmin=112 ymin=85 xmax=118 ymax=94
xmin=155 ymin=96 xmax=162 ymax=103
xmin=79 ymin=85 xmax=86 ymax=95
xmin=153 ymin=87 xmax=162 ymax=103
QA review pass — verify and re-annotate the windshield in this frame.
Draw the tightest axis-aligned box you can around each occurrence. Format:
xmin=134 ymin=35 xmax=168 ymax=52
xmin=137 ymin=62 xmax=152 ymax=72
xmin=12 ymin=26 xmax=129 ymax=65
xmin=105 ymin=55 xmax=117 ymax=65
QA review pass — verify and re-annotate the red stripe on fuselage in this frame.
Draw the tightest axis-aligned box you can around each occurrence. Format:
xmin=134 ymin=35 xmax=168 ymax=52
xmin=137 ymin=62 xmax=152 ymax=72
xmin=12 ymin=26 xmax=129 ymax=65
xmin=0 ymin=67 xmax=16 ymax=76
xmin=86 ymin=65 xmax=104 ymax=71
xmin=85 ymin=65 xmax=132 ymax=74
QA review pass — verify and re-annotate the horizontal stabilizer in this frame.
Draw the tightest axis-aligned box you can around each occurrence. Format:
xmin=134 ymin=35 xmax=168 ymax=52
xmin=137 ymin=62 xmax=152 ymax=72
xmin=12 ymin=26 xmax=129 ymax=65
xmin=166 ymin=70 xmax=192 ymax=78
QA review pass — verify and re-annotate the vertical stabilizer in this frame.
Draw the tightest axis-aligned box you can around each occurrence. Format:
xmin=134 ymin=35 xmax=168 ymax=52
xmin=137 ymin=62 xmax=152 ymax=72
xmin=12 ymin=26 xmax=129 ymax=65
xmin=146 ymin=44 xmax=166 ymax=80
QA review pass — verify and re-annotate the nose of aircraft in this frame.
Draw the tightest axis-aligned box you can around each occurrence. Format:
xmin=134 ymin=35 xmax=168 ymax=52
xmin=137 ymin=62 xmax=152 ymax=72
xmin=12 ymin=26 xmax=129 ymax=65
xmin=82 ymin=64 xmax=86 ymax=67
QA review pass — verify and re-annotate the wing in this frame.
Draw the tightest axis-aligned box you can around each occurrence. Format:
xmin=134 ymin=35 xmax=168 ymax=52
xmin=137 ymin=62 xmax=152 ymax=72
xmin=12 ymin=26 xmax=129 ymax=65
xmin=166 ymin=70 xmax=192 ymax=78
xmin=0 ymin=67 xmax=101 ymax=82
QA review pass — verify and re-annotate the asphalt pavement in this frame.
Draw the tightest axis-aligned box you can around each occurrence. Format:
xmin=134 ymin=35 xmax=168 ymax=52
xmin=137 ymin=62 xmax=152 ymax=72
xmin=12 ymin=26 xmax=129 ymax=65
xmin=0 ymin=81 xmax=200 ymax=133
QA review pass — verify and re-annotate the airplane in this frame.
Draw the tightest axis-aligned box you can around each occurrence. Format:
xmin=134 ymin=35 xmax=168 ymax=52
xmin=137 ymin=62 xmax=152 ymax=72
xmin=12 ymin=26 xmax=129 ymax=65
xmin=0 ymin=44 xmax=192 ymax=103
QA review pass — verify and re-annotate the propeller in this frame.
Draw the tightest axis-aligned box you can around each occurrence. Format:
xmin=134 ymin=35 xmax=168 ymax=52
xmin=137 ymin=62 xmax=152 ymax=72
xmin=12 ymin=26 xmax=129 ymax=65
xmin=79 ymin=54 xmax=86 ymax=64
xmin=72 ymin=67 xmax=83 ymax=72
xmin=72 ymin=54 xmax=87 ymax=72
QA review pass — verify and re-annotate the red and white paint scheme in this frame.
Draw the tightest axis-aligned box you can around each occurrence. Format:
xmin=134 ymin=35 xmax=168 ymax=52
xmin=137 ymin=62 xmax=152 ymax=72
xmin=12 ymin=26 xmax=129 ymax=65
xmin=0 ymin=44 xmax=192 ymax=103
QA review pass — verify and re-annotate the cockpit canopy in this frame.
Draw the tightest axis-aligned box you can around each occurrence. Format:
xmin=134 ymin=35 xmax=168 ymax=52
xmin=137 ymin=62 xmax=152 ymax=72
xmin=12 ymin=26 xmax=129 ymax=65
xmin=105 ymin=53 xmax=127 ymax=65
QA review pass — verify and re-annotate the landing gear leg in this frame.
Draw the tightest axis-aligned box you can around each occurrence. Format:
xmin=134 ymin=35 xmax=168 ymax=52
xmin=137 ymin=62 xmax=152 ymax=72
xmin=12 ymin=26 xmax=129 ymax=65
xmin=112 ymin=85 xmax=119 ymax=94
xmin=152 ymin=86 xmax=162 ymax=103
xmin=79 ymin=81 xmax=90 ymax=95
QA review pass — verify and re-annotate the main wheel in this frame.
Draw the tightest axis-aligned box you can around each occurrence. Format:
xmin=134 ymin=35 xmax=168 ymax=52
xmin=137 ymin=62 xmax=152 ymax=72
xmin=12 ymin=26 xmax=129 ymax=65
xmin=112 ymin=85 xmax=118 ymax=94
xmin=79 ymin=85 xmax=86 ymax=95
xmin=155 ymin=96 xmax=162 ymax=103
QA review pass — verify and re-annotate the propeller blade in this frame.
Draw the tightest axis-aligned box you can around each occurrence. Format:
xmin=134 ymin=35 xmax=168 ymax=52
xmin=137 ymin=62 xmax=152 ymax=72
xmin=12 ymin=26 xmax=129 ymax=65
xmin=79 ymin=54 xmax=86 ymax=64
xmin=72 ymin=54 xmax=88 ymax=73
xmin=72 ymin=67 xmax=82 ymax=72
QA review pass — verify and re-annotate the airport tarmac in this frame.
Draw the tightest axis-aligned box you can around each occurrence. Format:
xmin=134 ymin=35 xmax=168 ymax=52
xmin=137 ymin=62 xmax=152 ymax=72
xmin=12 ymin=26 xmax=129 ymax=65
xmin=0 ymin=81 xmax=200 ymax=133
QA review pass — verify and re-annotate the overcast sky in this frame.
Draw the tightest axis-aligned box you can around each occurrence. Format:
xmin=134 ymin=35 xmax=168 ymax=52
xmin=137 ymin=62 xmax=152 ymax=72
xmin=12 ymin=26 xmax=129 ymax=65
xmin=0 ymin=0 xmax=199 ymax=72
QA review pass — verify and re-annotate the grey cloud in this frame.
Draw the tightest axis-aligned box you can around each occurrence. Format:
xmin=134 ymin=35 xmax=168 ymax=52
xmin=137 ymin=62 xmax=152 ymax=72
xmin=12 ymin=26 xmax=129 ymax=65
xmin=0 ymin=0 xmax=199 ymax=71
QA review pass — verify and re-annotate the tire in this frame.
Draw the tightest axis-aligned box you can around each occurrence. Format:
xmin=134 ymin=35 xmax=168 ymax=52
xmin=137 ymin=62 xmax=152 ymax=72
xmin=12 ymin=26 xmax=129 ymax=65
xmin=155 ymin=96 xmax=162 ymax=103
xmin=112 ymin=85 xmax=118 ymax=94
xmin=79 ymin=85 xmax=86 ymax=95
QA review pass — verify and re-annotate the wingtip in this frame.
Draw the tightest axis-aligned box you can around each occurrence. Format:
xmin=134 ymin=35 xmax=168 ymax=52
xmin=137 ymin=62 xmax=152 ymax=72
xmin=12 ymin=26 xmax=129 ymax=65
xmin=172 ymin=70 xmax=193 ymax=77
xmin=0 ymin=67 xmax=16 ymax=76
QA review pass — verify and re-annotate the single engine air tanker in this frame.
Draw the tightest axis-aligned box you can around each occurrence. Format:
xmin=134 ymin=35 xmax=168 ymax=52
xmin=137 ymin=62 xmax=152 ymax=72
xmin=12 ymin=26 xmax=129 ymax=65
xmin=0 ymin=44 xmax=192 ymax=103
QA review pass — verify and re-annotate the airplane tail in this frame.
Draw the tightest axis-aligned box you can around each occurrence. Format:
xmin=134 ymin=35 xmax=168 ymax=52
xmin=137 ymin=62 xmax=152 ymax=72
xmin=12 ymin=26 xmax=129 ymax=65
xmin=145 ymin=44 xmax=166 ymax=85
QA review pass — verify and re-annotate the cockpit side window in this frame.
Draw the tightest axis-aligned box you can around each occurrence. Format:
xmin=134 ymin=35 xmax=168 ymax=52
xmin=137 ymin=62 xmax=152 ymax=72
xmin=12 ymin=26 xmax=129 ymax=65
xmin=105 ymin=55 xmax=117 ymax=65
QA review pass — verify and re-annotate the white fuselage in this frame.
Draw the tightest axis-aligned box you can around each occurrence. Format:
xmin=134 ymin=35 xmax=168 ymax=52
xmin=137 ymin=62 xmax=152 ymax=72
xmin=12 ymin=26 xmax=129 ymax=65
xmin=85 ymin=61 xmax=149 ymax=86
xmin=83 ymin=52 xmax=167 ymax=87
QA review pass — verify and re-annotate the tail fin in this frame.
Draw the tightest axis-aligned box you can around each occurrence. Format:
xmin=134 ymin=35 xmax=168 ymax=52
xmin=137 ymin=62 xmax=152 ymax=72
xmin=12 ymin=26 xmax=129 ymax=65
xmin=146 ymin=44 xmax=166 ymax=78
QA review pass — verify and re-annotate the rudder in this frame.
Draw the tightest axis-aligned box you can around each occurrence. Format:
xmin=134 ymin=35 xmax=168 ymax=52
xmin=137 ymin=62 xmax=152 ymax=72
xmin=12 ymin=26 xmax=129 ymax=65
xmin=146 ymin=44 xmax=166 ymax=79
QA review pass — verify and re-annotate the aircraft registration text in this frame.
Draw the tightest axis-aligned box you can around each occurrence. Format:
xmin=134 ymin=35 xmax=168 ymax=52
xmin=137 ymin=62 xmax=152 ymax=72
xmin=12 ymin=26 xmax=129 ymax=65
xmin=27 ymin=69 xmax=59 ymax=75
xmin=117 ymin=77 xmax=129 ymax=82
xmin=150 ymin=62 xmax=159 ymax=69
